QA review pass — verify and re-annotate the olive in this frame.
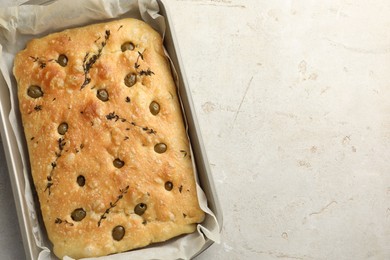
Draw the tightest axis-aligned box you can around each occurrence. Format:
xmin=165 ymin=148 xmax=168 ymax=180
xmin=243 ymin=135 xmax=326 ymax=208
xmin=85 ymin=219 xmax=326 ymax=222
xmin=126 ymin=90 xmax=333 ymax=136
xmin=113 ymin=158 xmax=124 ymax=168
xmin=154 ymin=143 xmax=167 ymax=154
xmin=112 ymin=225 xmax=125 ymax=241
xmin=134 ymin=203 xmax=147 ymax=216
xmin=77 ymin=175 xmax=85 ymax=187
xmin=121 ymin=42 xmax=135 ymax=52
xmin=71 ymin=208 xmax=86 ymax=221
xmin=57 ymin=122 xmax=68 ymax=135
xmin=149 ymin=101 xmax=160 ymax=115
xmin=165 ymin=181 xmax=173 ymax=191
xmin=124 ymin=73 xmax=137 ymax=87
xmin=27 ymin=85 xmax=43 ymax=98
xmin=97 ymin=89 xmax=109 ymax=102
xmin=57 ymin=54 xmax=68 ymax=67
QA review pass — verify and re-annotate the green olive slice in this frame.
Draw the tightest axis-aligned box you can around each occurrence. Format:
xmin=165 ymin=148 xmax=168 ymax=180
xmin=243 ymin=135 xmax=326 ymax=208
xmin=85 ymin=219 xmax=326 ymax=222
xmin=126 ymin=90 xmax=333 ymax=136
xmin=112 ymin=225 xmax=125 ymax=241
xmin=71 ymin=208 xmax=86 ymax=221
xmin=154 ymin=143 xmax=167 ymax=154
xmin=134 ymin=203 xmax=147 ymax=216
xmin=124 ymin=73 xmax=137 ymax=87
xmin=27 ymin=85 xmax=43 ymax=98
xmin=149 ymin=101 xmax=160 ymax=115
xmin=77 ymin=175 xmax=85 ymax=187
xmin=97 ymin=89 xmax=109 ymax=102
xmin=57 ymin=122 xmax=68 ymax=135
xmin=113 ymin=158 xmax=125 ymax=168
xmin=164 ymin=181 xmax=173 ymax=191
xmin=121 ymin=42 xmax=135 ymax=52
xmin=57 ymin=54 xmax=68 ymax=67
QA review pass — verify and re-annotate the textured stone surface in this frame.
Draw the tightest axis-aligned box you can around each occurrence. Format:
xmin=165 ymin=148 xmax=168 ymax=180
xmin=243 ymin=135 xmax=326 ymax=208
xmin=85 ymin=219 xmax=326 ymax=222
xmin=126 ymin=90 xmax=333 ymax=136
xmin=1 ymin=0 xmax=390 ymax=259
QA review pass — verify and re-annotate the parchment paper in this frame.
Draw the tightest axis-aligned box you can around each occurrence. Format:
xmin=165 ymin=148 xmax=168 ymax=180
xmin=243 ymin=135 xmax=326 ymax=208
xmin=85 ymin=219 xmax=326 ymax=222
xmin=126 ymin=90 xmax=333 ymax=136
xmin=0 ymin=0 xmax=220 ymax=259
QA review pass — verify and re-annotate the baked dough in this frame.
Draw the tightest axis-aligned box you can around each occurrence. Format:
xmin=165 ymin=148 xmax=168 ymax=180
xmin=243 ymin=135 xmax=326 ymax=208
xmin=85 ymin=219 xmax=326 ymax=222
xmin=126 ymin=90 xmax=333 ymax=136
xmin=13 ymin=18 xmax=204 ymax=259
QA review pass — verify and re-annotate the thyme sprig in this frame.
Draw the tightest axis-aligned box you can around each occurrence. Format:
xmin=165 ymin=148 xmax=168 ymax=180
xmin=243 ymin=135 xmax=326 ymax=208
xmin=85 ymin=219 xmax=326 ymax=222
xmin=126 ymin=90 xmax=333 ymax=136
xmin=134 ymin=51 xmax=154 ymax=76
xmin=134 ymin=51 xmax=143 ymax=69
xmin=45 ymin=137 xmax=66 ymax=195
xmin=29 ymin=56 xmax=54 ymax=69
xmin=98 ymin=185 xmax=129 ymax=227
xmin=105 ymin=111 xmax=156 ymax=134
xmin=81 ymin=30 xmax=111 ymax=89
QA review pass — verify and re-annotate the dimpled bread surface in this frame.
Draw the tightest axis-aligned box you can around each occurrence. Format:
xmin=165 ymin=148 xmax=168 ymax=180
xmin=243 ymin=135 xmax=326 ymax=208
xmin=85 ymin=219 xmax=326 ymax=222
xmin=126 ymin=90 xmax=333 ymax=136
xmin=13 ymin=18 xmax=205 ymax=259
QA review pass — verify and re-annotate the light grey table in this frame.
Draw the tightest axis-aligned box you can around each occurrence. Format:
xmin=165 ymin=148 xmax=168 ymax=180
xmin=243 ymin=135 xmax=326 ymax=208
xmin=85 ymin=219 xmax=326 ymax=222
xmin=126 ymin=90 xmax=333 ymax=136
xmin=1 ymin=0 xmax=390 ymax=260
xmin=0 ymin=138 xmax=25 ymax=259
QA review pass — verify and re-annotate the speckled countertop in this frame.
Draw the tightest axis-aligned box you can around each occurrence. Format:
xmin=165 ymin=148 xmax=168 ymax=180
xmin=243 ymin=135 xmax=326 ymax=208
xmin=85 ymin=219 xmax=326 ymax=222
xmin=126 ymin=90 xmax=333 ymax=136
xmin=1 ymin=0 xmax=389 ymax=259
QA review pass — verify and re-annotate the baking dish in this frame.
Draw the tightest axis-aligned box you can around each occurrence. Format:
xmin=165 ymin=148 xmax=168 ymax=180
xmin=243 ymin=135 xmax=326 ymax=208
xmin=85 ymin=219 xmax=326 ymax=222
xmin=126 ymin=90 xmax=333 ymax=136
xmin=0 ymin=0 xmax=222 ymax=259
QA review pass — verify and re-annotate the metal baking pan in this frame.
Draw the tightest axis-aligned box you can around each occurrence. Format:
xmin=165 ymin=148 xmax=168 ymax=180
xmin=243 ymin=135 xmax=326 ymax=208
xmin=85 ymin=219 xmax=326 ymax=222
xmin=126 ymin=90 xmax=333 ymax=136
xmin=0 ymin=0 xmax=222 ymax=259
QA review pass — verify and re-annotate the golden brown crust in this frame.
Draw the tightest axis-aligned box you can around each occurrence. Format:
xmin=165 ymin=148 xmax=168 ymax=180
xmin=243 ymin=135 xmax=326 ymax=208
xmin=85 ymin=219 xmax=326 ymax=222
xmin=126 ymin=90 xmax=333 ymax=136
xmin=13 ymin=18 xmax=204 ymax=259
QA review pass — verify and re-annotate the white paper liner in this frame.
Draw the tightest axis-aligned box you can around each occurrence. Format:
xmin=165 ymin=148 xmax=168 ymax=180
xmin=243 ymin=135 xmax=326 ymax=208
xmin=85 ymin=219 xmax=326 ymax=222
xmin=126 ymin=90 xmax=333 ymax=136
xmin=0 ymin=0 xmax=220 ymax=259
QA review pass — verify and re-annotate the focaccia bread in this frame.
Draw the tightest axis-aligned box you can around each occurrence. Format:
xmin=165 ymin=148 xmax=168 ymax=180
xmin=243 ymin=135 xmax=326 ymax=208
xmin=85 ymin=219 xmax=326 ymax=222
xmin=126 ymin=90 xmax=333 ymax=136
xmin=13 ymin=18 xmax=204 ymax=259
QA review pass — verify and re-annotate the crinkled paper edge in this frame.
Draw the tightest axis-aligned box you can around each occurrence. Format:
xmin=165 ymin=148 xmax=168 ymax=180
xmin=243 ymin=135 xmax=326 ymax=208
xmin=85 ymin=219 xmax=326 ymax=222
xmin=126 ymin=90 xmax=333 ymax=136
xmin=0 ymin=0 xmax=220 ymax=259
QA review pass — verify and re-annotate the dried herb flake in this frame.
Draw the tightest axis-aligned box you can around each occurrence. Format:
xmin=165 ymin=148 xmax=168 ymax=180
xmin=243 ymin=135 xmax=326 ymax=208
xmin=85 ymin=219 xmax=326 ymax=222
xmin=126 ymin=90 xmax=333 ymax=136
xmin=180 ymin=150 xmax=188 ymax=157
xmin=139 ymin=68 xmax=154 ymax=76
xmin=55 ymin=218 xmax=74 ymax=226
